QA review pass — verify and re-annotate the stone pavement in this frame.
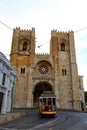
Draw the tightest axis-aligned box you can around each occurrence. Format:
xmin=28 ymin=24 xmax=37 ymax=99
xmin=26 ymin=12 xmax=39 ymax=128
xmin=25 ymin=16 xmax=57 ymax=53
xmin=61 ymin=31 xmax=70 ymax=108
xmin=0 ymin=112 xmax=26 ymax=125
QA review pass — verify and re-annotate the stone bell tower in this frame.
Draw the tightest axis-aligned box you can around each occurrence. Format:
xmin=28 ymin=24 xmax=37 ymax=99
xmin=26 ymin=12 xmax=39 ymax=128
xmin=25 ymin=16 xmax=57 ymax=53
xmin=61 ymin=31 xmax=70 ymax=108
xmin=10 ymin=27 xmax=35 ymax=108
xmin=50 ymin=30 xmax=81 ymax=110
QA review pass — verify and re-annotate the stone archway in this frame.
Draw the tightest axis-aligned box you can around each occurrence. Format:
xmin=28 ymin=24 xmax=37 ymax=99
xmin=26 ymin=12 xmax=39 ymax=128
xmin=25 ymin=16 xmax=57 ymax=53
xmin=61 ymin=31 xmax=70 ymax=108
xmin=33 ymin=81 xmax=52 ymax=107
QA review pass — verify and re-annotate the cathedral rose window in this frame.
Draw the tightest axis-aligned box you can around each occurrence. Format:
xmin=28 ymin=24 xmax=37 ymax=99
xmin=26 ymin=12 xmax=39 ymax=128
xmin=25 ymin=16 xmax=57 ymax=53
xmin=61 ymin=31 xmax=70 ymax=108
xmin=38 ymin=64 xmax=49 ymax=74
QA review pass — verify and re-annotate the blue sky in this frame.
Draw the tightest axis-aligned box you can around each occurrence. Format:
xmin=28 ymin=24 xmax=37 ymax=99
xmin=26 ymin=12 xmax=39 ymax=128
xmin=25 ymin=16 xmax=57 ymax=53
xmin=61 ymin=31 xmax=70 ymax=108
xmin=0 ymin=0 xmax=87 ymax=90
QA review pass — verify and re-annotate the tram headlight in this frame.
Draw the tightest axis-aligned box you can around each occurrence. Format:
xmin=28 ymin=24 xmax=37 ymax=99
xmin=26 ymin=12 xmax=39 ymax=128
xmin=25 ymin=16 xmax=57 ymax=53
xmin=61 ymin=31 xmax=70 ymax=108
xmin=49 ymin=109 xmax=51 ymax=111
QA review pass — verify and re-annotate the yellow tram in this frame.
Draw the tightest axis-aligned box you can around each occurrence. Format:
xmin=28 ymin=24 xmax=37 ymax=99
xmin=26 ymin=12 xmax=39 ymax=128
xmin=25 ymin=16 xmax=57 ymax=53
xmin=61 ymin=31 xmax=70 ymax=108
xmin=39 ymin=91 xmax=57 ymax=115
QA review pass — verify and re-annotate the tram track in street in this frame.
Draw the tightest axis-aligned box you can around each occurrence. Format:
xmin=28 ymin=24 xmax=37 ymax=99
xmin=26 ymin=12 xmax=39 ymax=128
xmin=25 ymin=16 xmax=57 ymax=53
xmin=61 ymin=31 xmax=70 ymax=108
xmin=46 ymin=112 xmax=80 ymax=130
xmin=30 ymin=112 xmax=80 ymax=130
xmin=0 ymin=110 xmax=84 ymax=130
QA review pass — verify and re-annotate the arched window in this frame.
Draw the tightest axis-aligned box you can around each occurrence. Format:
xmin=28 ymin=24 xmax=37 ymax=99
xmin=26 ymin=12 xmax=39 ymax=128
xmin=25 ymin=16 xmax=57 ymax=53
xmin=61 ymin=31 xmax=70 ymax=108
xmin=23 ymin=42 xmax=27 ymax=51
xmin=61 ymin=43 xmax=65 ymax=51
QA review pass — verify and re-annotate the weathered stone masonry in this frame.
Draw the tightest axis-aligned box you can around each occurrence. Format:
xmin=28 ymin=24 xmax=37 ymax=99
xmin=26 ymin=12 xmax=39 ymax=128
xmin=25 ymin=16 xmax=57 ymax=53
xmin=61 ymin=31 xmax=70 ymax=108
xmin=10 ymin=27 xmax=84 ymax=110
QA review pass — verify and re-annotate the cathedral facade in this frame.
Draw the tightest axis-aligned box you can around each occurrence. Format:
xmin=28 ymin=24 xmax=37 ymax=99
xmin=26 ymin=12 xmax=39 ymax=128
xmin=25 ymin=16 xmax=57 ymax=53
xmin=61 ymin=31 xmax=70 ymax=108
xmin=10 ymin=27 xmax=84 ymax=110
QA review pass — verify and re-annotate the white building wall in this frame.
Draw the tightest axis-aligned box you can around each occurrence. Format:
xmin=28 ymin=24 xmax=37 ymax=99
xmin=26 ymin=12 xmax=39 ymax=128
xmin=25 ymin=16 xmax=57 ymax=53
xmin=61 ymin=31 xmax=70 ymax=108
xmin=0 ymin=52 xmax=16 ymax=114
xmin=0 ymin=71 xmax=2 ymax=84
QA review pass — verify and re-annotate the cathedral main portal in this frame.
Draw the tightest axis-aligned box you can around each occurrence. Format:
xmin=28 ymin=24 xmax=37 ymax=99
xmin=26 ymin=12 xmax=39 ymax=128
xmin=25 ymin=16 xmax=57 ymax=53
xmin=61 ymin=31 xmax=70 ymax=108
xmin=33 ymin=81 xmax=53 ymax=107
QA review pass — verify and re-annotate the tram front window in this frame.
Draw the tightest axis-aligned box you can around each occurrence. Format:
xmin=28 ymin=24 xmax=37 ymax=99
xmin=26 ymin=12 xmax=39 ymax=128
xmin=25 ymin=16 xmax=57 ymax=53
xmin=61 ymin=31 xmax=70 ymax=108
xmin=48 ymin=98 xmax=52 ymax=105
xmin=43 ymin=98 xmax=46 ymax=105
xmin=53 ymin=98 xmax=56 ymax=105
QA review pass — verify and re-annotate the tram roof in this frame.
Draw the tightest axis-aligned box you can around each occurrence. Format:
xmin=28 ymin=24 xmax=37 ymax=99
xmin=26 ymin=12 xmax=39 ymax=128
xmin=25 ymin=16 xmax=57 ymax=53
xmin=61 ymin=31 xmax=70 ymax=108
xmin=40 ymin=91 xmax=56 ymax=98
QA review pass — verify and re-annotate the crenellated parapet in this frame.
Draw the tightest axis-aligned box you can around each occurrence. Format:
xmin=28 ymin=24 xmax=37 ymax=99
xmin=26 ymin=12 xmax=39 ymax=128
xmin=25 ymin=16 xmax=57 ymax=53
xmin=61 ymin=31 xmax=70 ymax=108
xmin=14 ymin=27 xmax=35 ymax=32
xmin=13 ymin=27 xmax=35 ymax=36
xmin=36 ymin=53 xmax=50 ymax=56
xmin=35 ymin=53 xmax=50 ymax=61
xmin=51 ymin=29 xmax=74 ymax=36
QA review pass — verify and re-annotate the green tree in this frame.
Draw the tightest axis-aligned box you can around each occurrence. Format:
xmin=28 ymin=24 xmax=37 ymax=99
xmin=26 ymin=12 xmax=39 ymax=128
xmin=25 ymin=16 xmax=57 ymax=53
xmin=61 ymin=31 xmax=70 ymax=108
xmin=84 ymin=91 xmax=87 ymax=104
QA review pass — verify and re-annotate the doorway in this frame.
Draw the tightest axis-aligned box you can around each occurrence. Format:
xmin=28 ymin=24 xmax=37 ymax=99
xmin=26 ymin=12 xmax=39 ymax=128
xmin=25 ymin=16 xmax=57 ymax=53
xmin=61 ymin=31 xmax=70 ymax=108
xmin=0 ymin=92 xmax=3 ymax=113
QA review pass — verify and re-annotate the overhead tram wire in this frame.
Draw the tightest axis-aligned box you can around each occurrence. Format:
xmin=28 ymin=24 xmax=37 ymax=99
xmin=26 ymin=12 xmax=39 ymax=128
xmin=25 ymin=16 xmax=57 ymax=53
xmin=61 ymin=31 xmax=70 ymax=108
xmin=0 ymin=21 xmax=49 ymax=52
xmin=0 ymin=21 xmax=13 ymax=58
xmin=0 ymin=20 xmax=87 ymax=34
xmin=1 ymin=20 xmax=87 ymax=53
xmin=74 ymin=26 xmax=87 ymax=33
xmin=36 ymin=41 xmax=50 ymax=53
xmin=37 ymin=41 xmax=49 ymax=48
xmin=74 ymin=26 xmax=87 ymax=60
xmin=0 ymin=21 xmax=13 ymax=31
xmin=37 ymin=26 xmax=87 ymax=50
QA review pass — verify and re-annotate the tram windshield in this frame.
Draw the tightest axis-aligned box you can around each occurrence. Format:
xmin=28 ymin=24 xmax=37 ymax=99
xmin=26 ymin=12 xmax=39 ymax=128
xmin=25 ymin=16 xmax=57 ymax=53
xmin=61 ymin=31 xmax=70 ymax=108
xmin=53 ymin=98 xmax=56 ymax=105
xmin=39 ymin=97 xmax=56 ymax=106
xmin=43 ymin=98 xmax=46 ymax=105
xmin=48 ymin=98 xmax=52 ymax=105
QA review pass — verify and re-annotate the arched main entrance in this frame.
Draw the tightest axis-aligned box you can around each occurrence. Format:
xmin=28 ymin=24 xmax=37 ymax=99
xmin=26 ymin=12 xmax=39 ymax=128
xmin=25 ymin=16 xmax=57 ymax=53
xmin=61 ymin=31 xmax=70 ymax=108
xmin=33 ymin=81 xmax=53 ymax=107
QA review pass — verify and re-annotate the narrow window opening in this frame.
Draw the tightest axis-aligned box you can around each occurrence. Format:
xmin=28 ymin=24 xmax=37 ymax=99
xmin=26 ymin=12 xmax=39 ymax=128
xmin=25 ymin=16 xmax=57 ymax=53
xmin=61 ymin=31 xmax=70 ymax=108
xmin=61 ymin=43 xmax=65 ymax=51
xmin=62 ymin=69 xmax=66 ymax=76
xmin=21 ymin=68 xmax=25 ymax=74
xmin=2 ymin=73 xmax=6 ymax=85
xmin=23 ymin=42 xmax=27 ymax=51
